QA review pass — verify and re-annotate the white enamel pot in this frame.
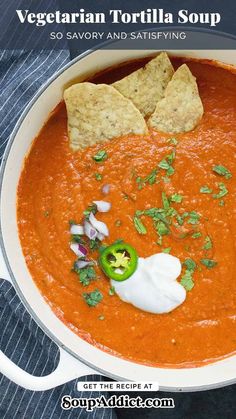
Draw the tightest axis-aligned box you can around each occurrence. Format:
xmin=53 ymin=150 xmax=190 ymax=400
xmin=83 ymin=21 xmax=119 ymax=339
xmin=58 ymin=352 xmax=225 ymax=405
xmin=1 ymin=47 xmax=236 ymax=392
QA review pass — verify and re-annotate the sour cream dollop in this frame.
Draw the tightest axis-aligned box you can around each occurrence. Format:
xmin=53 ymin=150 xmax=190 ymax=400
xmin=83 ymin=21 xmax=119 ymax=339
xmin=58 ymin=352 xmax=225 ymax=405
xmin=111 ymin=253 xmax=186 ymax=314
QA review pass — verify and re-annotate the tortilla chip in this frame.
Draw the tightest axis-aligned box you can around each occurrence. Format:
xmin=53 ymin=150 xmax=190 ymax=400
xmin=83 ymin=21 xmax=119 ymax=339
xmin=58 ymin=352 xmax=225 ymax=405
xmin=112 ymin=52 xmax=174 ymax=117
xmin=64 ymin=82 xmax=148 ymax=150
xmin=148 ymin=64 xmax=204 ymax=133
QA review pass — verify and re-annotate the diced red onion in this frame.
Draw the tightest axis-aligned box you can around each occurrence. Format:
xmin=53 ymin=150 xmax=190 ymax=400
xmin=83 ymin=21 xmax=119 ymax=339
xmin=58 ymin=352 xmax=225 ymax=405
xmin=97 ymin=232 xmax=105 ymax=241
xmin=78 ymin=243 xmax=87 ymax=256
xmin=89 ymin=212 xmax=109 ymax=237
xmin=84 ymin=220 xmax=98 ymax=240
xmin=70 ymin=224 xmax=84 ymax=235
xmin=75 ymin=260 xmax=93 ymax=269
xmin=70 ymin=243 xmax=87 ymax=257
xmin=101 ymin=184 xmax=110 ymax=195
xmin=93 ymin=200 xmax=111 ymax=213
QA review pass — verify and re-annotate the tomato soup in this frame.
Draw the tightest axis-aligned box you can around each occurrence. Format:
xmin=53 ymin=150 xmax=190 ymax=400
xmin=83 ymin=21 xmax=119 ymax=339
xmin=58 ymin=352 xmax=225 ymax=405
xmin=17 ymin=58 xmax=236 ymax=367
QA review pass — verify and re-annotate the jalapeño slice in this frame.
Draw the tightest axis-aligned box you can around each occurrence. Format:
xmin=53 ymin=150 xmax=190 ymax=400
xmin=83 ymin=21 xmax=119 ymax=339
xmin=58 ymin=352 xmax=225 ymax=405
xmin=99 ymin=242 xmax=138 ymax=281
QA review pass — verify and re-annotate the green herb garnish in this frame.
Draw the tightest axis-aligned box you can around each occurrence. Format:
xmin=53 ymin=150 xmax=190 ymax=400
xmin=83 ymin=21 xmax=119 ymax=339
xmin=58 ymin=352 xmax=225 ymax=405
xmin=162 ymin=192 xmax=170 ymax=210
xmin=202 ymin=236 xmax=212 ymax=250
xmin=93 ymin=150 xmax=108 ymax=163
xmin=158 ymin=159 xmax=170 ymax=170
xmin=136 ymin=168 xmax=158 ymax=189
xmin=109 ymin=286 xmax=115 ymax=296
xmin=74 ymin=265 xmax=96 ymax=286
xmin=95 ymin=173 xmax=103 ymax=181
xmin=83 ymin=289 xmax=103 ymax=307
xmin=162 ymin=247 xmax=171 ymax=254
xmin=156 ymin=221 xmax=169 ymax=237
xmin=183 ymin=258 xmax=197 ymax=271
xmin=200 ymin=186 xmax=213 ymax=194
xmin=72 ymin=234 xmax=86 ymax=244
xmin=187 ymin=211 xmax=200 ymax=225
xmin=192 ymin=232 xmax=202 ymax=239
xmin=99 ymin=244 xmax=108 ymax=254
xmin=133 ymin=216 xmax=147 ymax=235
xmin=158 ymin=151 xmax=175 ymax=176
xmin=212 ymin=183 xmax=228 ymax=199
xmin=83 ymin=203 xmax=97 ymax=219
xmin=180 ymin=270 xmax=195 ymax=291
xmin=200 ymin=259 xmax=217 ymax=268
xmin=89 ymin=239 xmax=100 ymax=251
xmin=167 ymin=138 xmax=178 ymax=146
xmin=181 ymin=258 xmax=197 ymax=291
xmin=213 ymin=165 xmax=232 ymax=179
xmin=219 ymin=199 xmax=225 ymax=207
xmin=170 ymin=193 xmax=183 ymax=203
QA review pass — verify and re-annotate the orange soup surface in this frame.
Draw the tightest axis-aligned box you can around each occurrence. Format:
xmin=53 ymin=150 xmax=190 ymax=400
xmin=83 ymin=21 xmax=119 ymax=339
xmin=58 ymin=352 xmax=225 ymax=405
xmin=17 ymin=58 xmax=236 ymax=367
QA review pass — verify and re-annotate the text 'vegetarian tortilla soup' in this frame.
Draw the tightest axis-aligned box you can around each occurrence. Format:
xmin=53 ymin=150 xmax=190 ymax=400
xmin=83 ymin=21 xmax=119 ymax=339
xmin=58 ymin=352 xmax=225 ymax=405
xmin=17 ymin=57 xmax=236 ymax=367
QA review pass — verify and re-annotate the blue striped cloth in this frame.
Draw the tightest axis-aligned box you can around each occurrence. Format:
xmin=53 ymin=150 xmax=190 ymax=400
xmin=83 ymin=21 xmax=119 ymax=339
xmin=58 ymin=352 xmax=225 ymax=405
xmin=0 ymin=49 xmax=116 ymax=419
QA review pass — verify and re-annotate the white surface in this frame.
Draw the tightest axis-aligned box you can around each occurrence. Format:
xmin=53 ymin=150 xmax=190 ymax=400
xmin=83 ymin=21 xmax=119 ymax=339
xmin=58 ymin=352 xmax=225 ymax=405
xmin=1 ymin=48 xmax=236 ymax=390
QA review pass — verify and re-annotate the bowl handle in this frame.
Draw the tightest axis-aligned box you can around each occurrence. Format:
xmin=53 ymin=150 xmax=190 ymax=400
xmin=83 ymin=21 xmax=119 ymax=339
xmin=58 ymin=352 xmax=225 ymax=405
xmin=0 ymin=247 xmax=100 ymax=390
xmin=0 ymin=346 xmax=98 ymax=390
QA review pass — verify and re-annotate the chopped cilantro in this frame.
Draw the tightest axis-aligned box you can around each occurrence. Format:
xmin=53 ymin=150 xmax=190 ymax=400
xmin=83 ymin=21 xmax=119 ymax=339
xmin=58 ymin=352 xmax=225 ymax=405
xmin=200 ymin=186 xmax=212 ymax=194
xmin=162 ymin=192 xmax=170 ymax=210
xmin=167 ymin=166 xmax=175 ymax=176
xmin=187 ymin=211 xmax=200 ymax=225
xmin=83 ymin=289 xmax=103 ymax=307
xmin=44 ymin=210 xmax=50 ymax=217
xmin=183 ymin=258 xmax=197 ymax=271
xmin=162 ymin=247 xmax=171 ymax=254
xmin=192 ymin=232 xmax=202 ymax=239
xmin=109 ymin=286 xmax=115 ymax=296
xmin=69 ymin=219 xmax=76 ymax=226
xmin=133 ymin=216 xmax=147 ymax=235
xmin=219 ymin=199 xmax=225 ymax=207
xmin=212 ymin=183 xmax=228 ymax=199
xmin=74 ymin=265 xmax=96 ymax=286
xmin=181 ymin=259 xmax=196 ymax=291
xmin=167 ymin=150 xmax=175 ymax=164
xmin=115 ymin=220 xmax=122 ymax=227
xmin=176 ymin=214 xmax=184 ymax=226
xmin=83 ymin=203 xmax=97 ymax=219
xmin=181 ymin=270 xmax=195 ymax=291
xmin=93 ymin=150 xmax=108 ymax=162
xmin=167 ymin=138 xmax=178 ymax=146
xmin=200 ymin=259 xmax=217 ymax=268
xmin=72 ymin=234 xmax=86 ymax=244
xmin=156 ymin=221 xmax=169 ymax=237
xmin=158 ymin=159 xmax=169 ymax=170
xmin=95 ymin=173 xmax=103 ymax=181
xmin=148 ymin=170 xmax=158 ymax=185
xmin=213 ymin=165 xmax=232 ymax=180
xmin=136 ymin=168 xmax=158 ymax=189
xmin=203 ymin=236 xmax=212 ymax=250
xmin=98 ymin=244 xmax=107 ymax=254
xmin=170 ymin=193 xmax=183 ymax=203
xmin=89 ymin=239 xmax=100 ymax=251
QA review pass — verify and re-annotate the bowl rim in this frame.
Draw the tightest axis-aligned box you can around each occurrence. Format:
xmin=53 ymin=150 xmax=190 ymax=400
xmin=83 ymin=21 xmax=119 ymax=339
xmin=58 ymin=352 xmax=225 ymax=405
xmin=1 ymin=47 xmax=236 ymax=392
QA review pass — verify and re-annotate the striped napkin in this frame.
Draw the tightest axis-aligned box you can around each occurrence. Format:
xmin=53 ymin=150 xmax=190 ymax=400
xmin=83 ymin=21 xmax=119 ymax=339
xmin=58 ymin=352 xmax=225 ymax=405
xmin=0 ymin=49 xmax=116 ymax=419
